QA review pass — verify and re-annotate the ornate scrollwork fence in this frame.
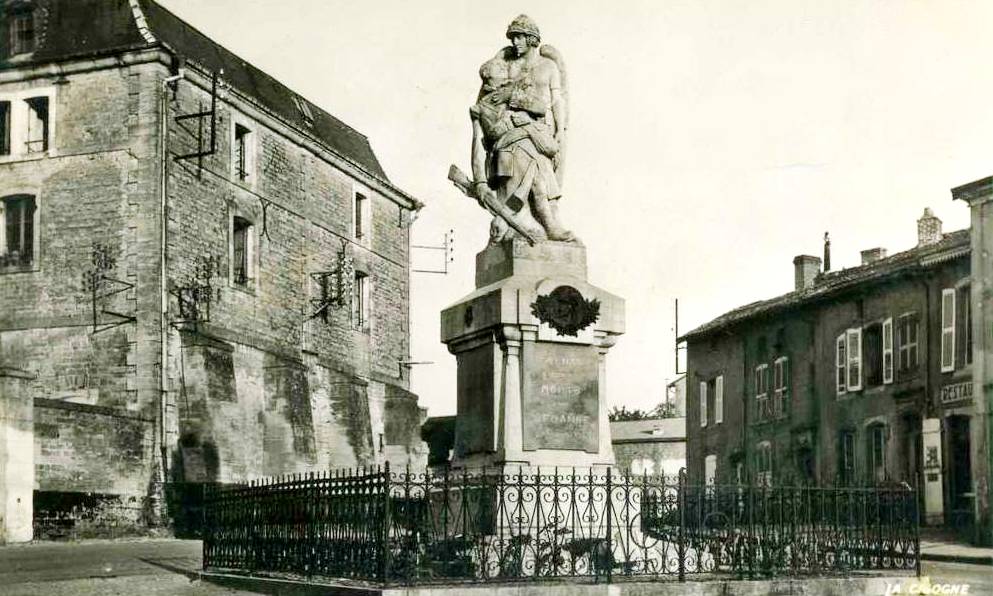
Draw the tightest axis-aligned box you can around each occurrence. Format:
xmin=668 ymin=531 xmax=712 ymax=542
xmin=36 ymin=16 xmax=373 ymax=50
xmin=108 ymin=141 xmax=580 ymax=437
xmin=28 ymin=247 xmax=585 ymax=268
xmin=202 ymin=465 xmax=920 ymax=585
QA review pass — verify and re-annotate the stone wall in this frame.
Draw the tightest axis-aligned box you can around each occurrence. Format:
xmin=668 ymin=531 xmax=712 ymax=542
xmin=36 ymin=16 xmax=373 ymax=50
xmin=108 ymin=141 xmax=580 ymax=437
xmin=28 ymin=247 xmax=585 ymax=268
xmin=0 ymin=56 xmax=165 ymax=535
xmin=0 ymin=51 xmax=426 ymax=535
xmin=161 ymin=67 xmax=423 ymax=483
xmin=613 ymin=441 xmax=685 ymax=478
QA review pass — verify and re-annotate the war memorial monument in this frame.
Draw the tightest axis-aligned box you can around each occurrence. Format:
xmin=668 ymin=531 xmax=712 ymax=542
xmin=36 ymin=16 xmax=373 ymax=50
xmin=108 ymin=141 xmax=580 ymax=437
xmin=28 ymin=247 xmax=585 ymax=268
xmin=443 ymin=15 xmax=625 ymax=473
xmin=199 ymin=16 xmax=920 ymax=587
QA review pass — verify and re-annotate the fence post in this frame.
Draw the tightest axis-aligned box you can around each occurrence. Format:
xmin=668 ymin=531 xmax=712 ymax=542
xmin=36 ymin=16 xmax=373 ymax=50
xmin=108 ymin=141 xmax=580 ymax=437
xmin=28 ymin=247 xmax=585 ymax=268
xmin=912 ymin=475 xmax=921 ymax=577
xmin=605 ymin=466 xmax=613 ymax=584
xmin=678 ymin=468 xmax=686 ymax=582
xmin=382 ymin=462 xmax=392 ymax=586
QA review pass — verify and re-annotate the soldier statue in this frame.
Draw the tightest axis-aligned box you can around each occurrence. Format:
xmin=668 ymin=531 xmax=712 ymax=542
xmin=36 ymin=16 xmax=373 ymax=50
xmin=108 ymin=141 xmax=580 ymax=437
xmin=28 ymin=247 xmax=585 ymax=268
xmin=449 ymin=15 xmax=576 ymax=244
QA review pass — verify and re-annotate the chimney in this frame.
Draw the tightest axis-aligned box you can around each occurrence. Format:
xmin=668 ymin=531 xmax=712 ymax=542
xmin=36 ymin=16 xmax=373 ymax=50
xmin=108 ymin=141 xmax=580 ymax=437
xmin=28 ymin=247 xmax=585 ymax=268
xmin=823 ymin=232 xmax=831 ymax=272
xmin=917 ymin=208 xmax=942 ymax=246
xmin=793 ymin=255 xmax=822 ymax=291
xmin=860 ymin=247 xmax=887 ymax=265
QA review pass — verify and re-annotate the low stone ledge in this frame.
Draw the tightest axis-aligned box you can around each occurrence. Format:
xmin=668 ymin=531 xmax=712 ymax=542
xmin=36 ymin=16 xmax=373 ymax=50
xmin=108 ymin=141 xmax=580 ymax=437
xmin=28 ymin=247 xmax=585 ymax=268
xmin=199 ymin=571 xmax=915 ymax=596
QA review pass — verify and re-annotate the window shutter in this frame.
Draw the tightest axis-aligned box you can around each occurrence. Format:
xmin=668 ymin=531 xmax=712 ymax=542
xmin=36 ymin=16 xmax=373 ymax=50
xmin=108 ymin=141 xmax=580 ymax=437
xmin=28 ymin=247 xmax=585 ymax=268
xmin=699 ymin=381 xmax=708 ymax=428
xmin=941 ymin=289 xmax=956 ymax=372
xmin=715 ymin=375 xmax=724 ymax=424
xmin=882 ymin=318 xmax=893 ymax=384
xmin=836 ymin=333 xmax=847 ymax=394
xmin=847 ymin=328 xmax=862 ymax=391
xmin=22 ymin=198 xmax=34 ymax=261
xmin=0 ymin=101 xmax=10 ymax=156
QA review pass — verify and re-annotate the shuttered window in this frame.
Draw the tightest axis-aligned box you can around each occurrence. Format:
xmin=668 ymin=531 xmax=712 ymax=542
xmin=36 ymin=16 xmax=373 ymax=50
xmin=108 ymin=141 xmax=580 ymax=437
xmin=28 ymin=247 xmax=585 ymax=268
xmin=714 ymin=375 xmax=724 ymax=424
xmin=699 ymin=381 xmax=708 ymax=428
xmin=882 ymin=318 xmax=894 ymax=384
xmin=846 ymin=328 xmax=862 ymax=391
xmin=941 ymin=289 xmax=955 ymax=373
xmin=836 ymin=334 xmax=847 ymax=395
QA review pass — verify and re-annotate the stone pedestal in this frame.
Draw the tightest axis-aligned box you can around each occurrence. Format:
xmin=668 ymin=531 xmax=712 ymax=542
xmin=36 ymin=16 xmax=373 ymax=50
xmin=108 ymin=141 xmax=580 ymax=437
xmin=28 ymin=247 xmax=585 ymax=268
xmin=441 ymin=239 xmax=624 ymax=472
xmin=0 ymin=367 xmax=36 ymax=544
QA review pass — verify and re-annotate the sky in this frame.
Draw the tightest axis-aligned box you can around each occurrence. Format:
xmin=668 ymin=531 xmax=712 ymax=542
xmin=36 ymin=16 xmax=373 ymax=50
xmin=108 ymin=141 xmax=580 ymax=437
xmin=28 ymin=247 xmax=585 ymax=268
xmin=159 ymin=0 xmax=993 ymax=416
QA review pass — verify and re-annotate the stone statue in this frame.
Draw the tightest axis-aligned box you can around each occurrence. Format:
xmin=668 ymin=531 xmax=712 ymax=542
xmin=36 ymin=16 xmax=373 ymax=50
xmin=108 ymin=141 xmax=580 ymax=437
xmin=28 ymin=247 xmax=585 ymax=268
xmin=449 ymin=14 xmax=577 ymax=244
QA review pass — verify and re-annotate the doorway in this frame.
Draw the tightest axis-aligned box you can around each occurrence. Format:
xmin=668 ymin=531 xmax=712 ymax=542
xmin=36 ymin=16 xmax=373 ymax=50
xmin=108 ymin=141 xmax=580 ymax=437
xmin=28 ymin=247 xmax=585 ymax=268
xmin=946 ymin=415 xmax=973 ymax=531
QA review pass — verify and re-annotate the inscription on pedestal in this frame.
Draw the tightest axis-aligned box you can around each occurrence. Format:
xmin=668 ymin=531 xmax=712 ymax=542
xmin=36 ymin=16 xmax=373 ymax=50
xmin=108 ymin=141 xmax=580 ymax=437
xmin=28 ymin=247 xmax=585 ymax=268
xmin=522 ymin=343 xmax=598 ymax=452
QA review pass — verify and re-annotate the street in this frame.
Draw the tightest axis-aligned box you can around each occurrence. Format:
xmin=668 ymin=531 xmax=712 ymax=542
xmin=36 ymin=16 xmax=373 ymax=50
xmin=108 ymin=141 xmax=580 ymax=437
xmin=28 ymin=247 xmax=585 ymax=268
xmin=0 ymin=539 xmax=250 ymax=596
xmin=0 ymin=539 xmax=990 ymax=596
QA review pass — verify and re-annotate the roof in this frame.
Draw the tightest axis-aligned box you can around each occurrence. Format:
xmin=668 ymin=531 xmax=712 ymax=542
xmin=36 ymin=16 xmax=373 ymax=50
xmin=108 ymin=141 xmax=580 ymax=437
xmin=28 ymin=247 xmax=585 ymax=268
xmin=680 ymin=229 xmax=971 ymax=342
xmin=610 ymin=418 xmax=686 ymax=443
xmin=2 ymin=0 xmax=392 ymax=184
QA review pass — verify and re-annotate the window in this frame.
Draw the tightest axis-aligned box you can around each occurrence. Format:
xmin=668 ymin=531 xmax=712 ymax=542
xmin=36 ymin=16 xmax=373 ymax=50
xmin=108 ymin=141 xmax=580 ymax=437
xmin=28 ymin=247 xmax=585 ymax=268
xmin=961 ymin=287 xmax=973 ymax=367
xmin=836 ymin=334 xmax=847 ymax=395
xmin=882 ymin=318 xmax=894 ymax=384
xmin=0 ymin=89 xmax=54 ymax=159
xmin=772 ymin=357 xmax=789 ymax=418
xmin=0 ymin=194 xmax=36 ymax=270
xmin=941 ymin=288 xmax=956 ymax=372
xmin=754 ymin=363 xmax=769 ymax=421
xmin=699 ymin=381 xmax=708 ymax=428
xmin=24 ymin=97 xmax=48 ymax=153
xmin=0 ymin=101 xmax=9 ymax=156
xmin=897 ymin=313 xmax=919 ymax=374
xmin=846 ymin=328 xmax=862 ymax=391
xmin=233 ymin=123 xmax=253 ymax=182
xmin=353 ymin=191 xmax=369 ymax=241
xmin=839 ymin=430 xmax=856 ymax=485
xmin=292 ymin=95 xmax=315 ymax=127
xmin=864 ymin=323 xmax=882 ymax=387
xmin=704 ymin=455 xmax=717 ymax=486
xmin=352 ymin=271 xmax=369 ymax=330
xmin=755 ymin=441 xmax=772 ymax=487
xmin=231 ymin=216 xmax=254 ymax=287
xmin=714 ymin=375 xmax=724 ymax=424
xmin=8 ymin=7 xmax=36 ymax=56
xmin=867 ymin=424 xmax=887 ymax=483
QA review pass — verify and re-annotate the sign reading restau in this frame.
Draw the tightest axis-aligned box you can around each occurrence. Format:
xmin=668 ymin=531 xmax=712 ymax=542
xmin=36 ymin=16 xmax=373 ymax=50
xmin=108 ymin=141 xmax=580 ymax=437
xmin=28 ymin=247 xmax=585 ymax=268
xmin=940 ymin=381 xmax=973 ymax=405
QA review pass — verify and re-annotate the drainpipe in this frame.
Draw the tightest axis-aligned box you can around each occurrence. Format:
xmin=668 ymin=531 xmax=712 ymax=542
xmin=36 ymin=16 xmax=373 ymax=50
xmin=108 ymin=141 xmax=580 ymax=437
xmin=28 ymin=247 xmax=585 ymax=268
xmin=741 ymin=333 xmax=750 ymax=483
xmin=158 ymin=68 xmax=183 ymax=500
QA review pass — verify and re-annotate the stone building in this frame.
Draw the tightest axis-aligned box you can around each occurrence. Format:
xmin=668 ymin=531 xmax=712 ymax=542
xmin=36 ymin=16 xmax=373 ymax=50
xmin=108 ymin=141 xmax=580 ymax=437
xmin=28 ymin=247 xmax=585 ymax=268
xmin=680 ymin=201 xmax=991 ymax=543
xmin=0 ymin=0 xmax=425 ymax=542
xmin=611 ymin=417 xmax=685 ymax=478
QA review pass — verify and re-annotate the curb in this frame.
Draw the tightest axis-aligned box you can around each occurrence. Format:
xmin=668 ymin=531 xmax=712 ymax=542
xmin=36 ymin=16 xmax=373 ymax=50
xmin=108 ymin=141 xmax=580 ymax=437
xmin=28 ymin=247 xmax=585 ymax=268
xmin=200 ymin=571 xmax=916 ymax=596
xmin=921 ymin=552 xmax=993 ymax=566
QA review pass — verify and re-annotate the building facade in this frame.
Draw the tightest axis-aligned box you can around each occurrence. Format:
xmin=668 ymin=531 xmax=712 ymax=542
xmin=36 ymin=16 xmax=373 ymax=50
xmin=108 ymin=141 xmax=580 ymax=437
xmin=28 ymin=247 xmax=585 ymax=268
xmin=681 ymin=206 xmax=989 ymax=543
xmin=611 ymin=417 xmax=686 ymax=478
xmin=0 ymin=0 xmax=425 ymax=542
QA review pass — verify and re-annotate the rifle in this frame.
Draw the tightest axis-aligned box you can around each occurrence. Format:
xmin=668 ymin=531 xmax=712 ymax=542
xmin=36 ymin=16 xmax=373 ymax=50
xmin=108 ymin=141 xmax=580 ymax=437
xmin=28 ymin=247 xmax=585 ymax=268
xmin=447 ymin=165 xmax=538 ymax=246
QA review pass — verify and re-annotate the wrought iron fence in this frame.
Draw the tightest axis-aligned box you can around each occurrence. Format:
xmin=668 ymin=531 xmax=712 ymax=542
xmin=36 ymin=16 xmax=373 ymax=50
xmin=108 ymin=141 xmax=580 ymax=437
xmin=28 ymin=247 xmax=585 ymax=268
xmin=202 ymin=466 xmax=920 ymax=586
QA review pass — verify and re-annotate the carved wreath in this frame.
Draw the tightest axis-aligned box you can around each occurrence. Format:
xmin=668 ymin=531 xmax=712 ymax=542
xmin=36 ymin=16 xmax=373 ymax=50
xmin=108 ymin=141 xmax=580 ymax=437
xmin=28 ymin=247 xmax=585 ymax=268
xmin=530 ymin=286 xmax=600 ymax=337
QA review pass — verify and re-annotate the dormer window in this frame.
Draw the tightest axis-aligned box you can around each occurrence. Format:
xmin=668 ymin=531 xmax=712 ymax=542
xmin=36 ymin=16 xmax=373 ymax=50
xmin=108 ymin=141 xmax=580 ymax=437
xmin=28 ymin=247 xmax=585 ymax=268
xmin=292 ymin=95 xmax=314 ymax=127
xmin=7 ymin=3 xmax=37 ymax=56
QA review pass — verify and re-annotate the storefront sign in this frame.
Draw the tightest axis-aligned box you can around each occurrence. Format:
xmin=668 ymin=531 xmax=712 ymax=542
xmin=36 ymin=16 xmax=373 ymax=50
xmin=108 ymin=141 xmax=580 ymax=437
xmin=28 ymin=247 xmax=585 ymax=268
xmin=940 ymin=381 xmax=973 ymax=405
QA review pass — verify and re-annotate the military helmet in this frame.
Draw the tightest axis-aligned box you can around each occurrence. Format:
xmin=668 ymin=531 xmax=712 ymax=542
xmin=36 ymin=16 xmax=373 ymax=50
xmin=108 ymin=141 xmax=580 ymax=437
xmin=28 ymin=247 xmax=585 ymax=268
xmin=506 ymin=14 xmax=540 ymax=42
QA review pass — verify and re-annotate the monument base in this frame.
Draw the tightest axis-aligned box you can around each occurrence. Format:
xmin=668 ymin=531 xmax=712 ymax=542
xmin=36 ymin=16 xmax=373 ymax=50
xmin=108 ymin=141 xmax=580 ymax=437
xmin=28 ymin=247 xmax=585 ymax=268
xmin=441 ymin=239 xmax=625 ymax=472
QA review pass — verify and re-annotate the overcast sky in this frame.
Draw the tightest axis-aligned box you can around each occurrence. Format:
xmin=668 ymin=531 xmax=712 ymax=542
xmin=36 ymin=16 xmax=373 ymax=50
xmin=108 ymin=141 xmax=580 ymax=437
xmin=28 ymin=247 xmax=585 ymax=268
xmin=160 ymin=0 xmax=993 ymax=416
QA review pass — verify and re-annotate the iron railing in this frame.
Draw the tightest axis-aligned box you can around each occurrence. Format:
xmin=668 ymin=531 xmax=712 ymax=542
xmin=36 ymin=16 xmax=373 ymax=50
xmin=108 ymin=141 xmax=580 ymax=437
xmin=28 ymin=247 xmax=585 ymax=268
xmin=202 ymin=466 xmax=920 ymax=586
